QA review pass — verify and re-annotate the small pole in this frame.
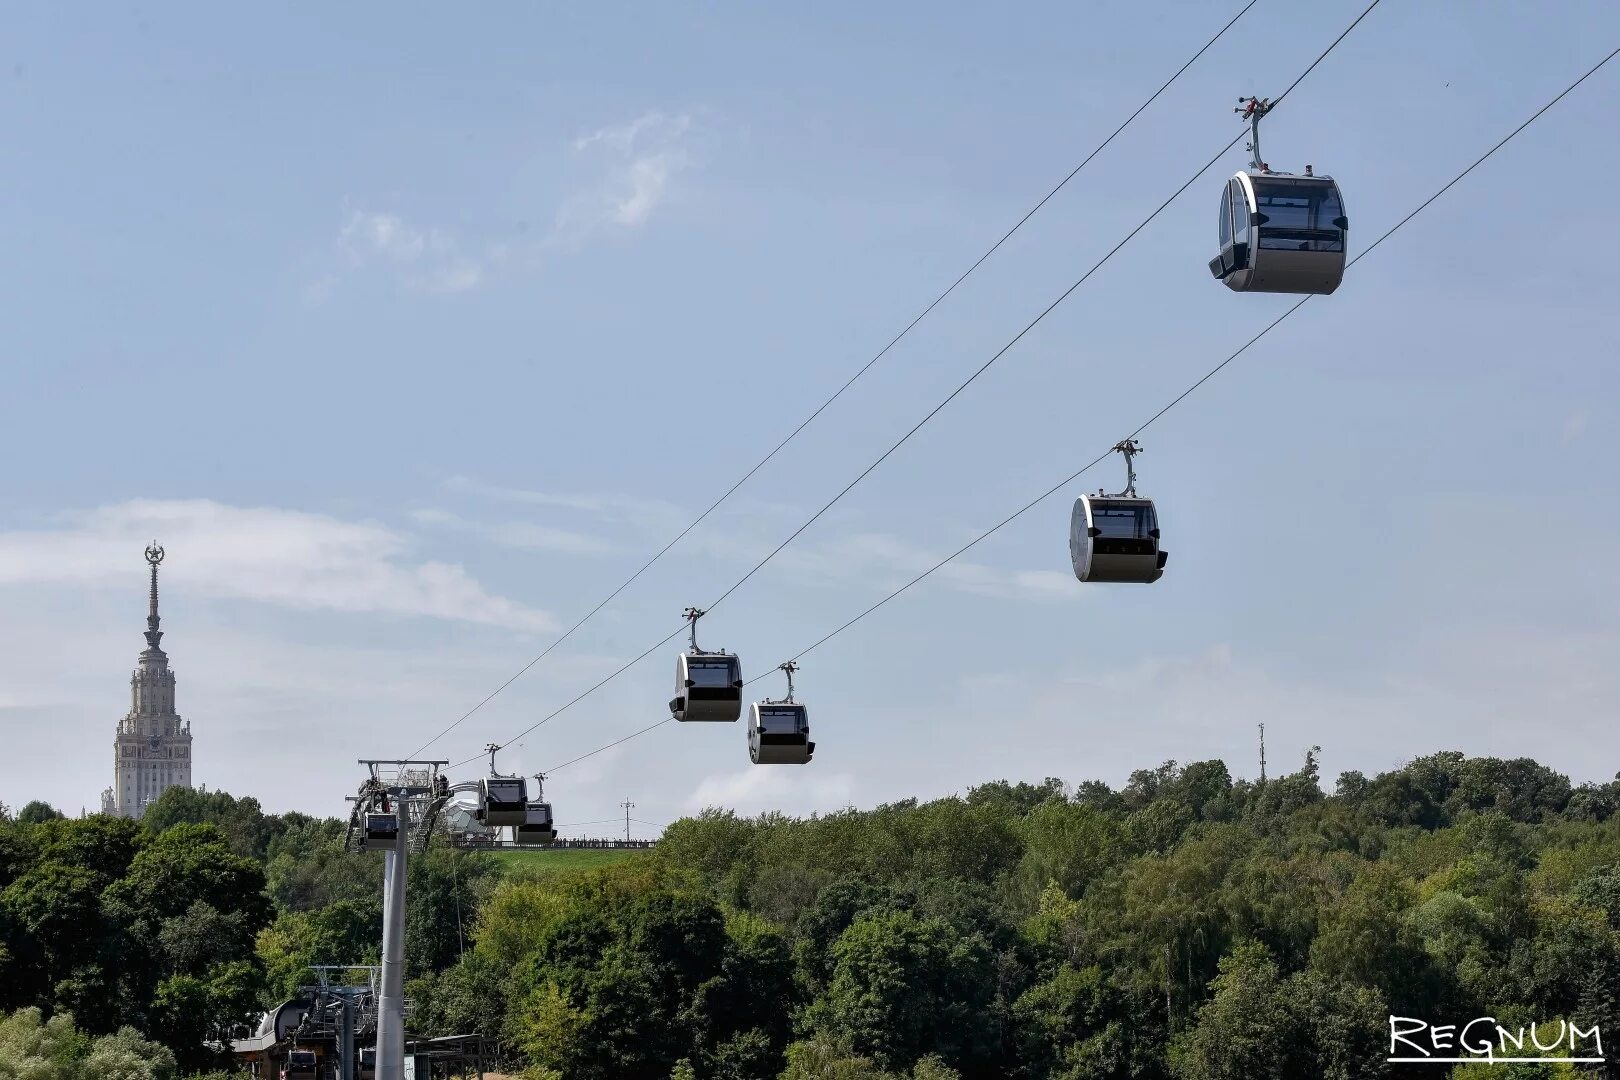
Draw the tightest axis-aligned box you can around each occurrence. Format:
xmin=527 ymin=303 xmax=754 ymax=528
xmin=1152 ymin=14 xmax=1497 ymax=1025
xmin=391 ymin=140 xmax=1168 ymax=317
xmin=622 ymin=797 xmax=634 ymax=842
xmin=1258 ymin=723 xmax=1267 ymax=784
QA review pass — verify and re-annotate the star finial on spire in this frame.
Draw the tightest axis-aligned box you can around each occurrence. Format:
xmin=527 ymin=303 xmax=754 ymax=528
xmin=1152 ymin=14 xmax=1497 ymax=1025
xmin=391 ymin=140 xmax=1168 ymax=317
xmin=144 ymin=541 xmax=165 ymax=650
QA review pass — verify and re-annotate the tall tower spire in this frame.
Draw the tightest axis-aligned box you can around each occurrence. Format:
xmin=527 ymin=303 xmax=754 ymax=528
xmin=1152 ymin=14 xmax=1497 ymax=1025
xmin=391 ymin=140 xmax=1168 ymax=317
xmin=144 ymin=541 xmax=165 ymax=651
xmin=104 ymin=542 xmax=192 ymax=820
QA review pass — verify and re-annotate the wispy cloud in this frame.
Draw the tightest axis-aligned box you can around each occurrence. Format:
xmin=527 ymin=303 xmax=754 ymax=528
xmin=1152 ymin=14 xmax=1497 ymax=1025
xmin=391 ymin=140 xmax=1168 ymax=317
xmin=410 ymin=507 xmax=619 ymax=557
xmin=0 ymin=499 xmax=555 ymax=633
xmin=557 ymin=111 xmax=695 ymax=237
xmin=442 ymin=475 xmax=1069 ymax=604
xmin=311 ymin=108 xmax=699 ymax=299
xmin=807 ymin=532 xmax=1075 ymax=603
xmin=573 ymin=112 xmax=693 ymax=154
xmin=443 ymin=475 xmax=686 ymax=533
xmin=334 ymin=209 xmax=486 ymax=294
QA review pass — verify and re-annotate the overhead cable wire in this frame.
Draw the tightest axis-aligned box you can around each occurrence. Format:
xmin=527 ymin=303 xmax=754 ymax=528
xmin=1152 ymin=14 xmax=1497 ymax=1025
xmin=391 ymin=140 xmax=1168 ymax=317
xmin=445 ymin=2 xmax=1384 ymax=772
xmin=551 ymin=39 xmax=1620 ymax=772
xmin=409 ymin=0 xmax=1262 ymax=760
xmin=689 ymin=0 xmax=1382 ymax=617
xmin=541 ymin=718 xmax=675 ymax=774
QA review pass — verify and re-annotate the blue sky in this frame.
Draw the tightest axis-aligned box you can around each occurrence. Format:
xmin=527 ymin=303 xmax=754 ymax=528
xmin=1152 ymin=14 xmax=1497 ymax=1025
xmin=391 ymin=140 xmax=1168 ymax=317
xmin=3 ymin=2 xmax=1618 ymax=833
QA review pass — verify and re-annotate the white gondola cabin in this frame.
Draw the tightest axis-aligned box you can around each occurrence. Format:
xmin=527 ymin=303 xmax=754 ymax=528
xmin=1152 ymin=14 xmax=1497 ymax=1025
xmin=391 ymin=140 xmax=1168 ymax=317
xmin=1071 ymin=494 xmax=1166 ymax=583
xmin=671 ymin=607 xmax=744 ymax=722
xmin=1210 ymin=170 xmax=1346 ymax=294
xmin=361 ymin=812 xmax=398 ymax=851
xmin=672 ymin=652 xmax=743 ymax=722
xmin=479 ymin=776 xmax=528 ymax=827
xmin=1209 ymin=97 xmax=1346 ymax=295
xmin=748 ymin=702 xmax=814 ymax=765
xmin=514 ymin=802 xmax=556 ymax=844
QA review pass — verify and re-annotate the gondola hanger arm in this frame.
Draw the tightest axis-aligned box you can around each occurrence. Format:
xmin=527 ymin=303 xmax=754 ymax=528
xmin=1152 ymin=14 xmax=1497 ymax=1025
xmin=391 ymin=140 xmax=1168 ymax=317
xmin=1235 ymin=95 xmax=1272 ymax=172
xmin=1106 ymin=439 xmax=1142 ymax=498
xmin=682 ymin=606 xmax=706 ymax=652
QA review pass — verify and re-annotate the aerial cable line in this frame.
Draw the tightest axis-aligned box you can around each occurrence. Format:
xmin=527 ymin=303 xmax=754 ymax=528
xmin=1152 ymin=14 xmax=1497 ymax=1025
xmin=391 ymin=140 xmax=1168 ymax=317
xmin=445 ymin=0 xmax=1381 ymax=770
xmin=408 ymin=0 xmax=1261 ymax=760
xmin=543 ymin=718 xmax=674 ymax=775
xmin=546 ymin=40 xmax=1620 ymax=774
xmin=442 ymin=0 xmax=1382 ymax=772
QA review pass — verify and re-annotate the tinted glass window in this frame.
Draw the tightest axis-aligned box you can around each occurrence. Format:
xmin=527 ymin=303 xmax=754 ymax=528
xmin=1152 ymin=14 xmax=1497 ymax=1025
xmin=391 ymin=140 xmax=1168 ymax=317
xmin=487 ymin=778 xmax=524 ymax=801
xmin=1219 ymin=185 xmax=1232 ymax=246
xmin=689 ymin=658 xmax=737 ymax=687
xmin=1254 ymin=180 xmax=1344 ymax=252
xmin=759 ymin=707 xmax=804 ymax=733
xmin=1091 ymin=503 xmax=1156 ymax=539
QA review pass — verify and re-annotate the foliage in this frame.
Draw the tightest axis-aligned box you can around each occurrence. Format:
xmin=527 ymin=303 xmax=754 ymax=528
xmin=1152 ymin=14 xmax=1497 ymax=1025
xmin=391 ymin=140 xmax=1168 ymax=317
xmin=800 ymin=909 xmax=995 ymax=1073
xmin=0 ymin=1006 xmax=177 ymax=1080
xmin=11 ymin=751 xmax=1620 ymax=1078
xmin=0 ymin=815 xmax=268 ymax=1070
xmin=17 ymin=802 xmax=65 ymax=826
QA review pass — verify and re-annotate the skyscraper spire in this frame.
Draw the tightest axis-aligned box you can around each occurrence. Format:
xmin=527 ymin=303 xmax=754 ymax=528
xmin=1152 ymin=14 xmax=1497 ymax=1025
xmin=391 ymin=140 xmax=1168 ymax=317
xmin=105 ymin=541 xmax=192 ymax=820
xmin=144 ymin=540 xmax=165 ymax=651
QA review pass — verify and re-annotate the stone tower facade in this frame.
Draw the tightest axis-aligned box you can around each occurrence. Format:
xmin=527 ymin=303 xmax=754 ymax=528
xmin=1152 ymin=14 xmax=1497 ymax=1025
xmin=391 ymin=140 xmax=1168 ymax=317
xmin=101 ymin=543 xmax=193 ymax=819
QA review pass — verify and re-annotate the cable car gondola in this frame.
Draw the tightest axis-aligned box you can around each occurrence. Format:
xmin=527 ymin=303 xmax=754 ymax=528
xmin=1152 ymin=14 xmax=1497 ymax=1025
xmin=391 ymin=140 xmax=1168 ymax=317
xmin=361 ymin=811 xmax=398 ymax=851
xmin=1070 ymin=440 xmax=1167 ymax=584
xmin=514 ymin=773 xmax=557 ymax=844
xmin=514 ymin=802 xmax=556 ymax=844
xmin=282 ymin=1049 xmax=319 ymax=1080
xmin=1209 ymin=97 xmax=1347 ymax=295
xmin=476 ymin=743 xmax=528 ymax=827
xmin=670 ymin=607 xmax=743 ymax=723
xmin=749 ymin=662 xmax=814 ymax=765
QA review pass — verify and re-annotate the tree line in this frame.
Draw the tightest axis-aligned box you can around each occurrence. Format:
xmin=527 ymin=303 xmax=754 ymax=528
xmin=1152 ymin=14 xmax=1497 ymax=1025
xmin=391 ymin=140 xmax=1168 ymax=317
xmin=7 ymin=749 xmax=1620 ymax=1078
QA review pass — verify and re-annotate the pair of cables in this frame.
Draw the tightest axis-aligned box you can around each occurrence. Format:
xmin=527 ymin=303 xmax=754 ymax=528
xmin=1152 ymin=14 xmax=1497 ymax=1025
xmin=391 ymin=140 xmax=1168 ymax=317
xmin=413 ymin=0 xmax=1273 ymax=767
xmin=434 ymin=0 xmax=1388 ymax=773
xmin=537 ymin=41 xmax=1620 ymax=778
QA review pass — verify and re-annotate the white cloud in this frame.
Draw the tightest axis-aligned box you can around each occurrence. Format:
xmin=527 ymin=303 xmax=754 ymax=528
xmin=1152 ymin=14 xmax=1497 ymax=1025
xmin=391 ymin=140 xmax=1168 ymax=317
xmin=611 ymin=151 xmax=687 ymax=226
xmin=573 ymin=111 xmax=692 ymax=154
xmin=411 ymin=507 xmax=619 ymax=557
xmin=557 ymin=111 xmax=695 ymax=237
xmin=0 ymin=499 xmax=555 ymax=633
xmin=442 ymin=475 xmax=1066 ymax=604
xmin=312 ymin=109 xmax=698 ymax=298
xmin=331 ymin=209 xmax=486 ymax=294
xmin=810 ymin=532 xmax=1075 ymax=603
xmin=340 ymin=211 xmax=430 ymax=262
xmin=425 ymin=259 xmax=484 ymax=293
xmin=443 ymin=475 xmax=686 ymax=533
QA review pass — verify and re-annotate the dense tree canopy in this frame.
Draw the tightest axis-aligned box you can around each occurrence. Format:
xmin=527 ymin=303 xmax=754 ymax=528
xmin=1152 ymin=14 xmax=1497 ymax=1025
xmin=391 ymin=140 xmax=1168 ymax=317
xmin=10 ymin=748 xmax=1620 ymax=1078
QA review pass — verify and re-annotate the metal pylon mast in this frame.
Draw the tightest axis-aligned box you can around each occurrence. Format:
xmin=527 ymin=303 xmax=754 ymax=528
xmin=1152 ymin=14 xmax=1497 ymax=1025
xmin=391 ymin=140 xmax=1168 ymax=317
xmin=349 ymin=759 xmax=447 ymax=1080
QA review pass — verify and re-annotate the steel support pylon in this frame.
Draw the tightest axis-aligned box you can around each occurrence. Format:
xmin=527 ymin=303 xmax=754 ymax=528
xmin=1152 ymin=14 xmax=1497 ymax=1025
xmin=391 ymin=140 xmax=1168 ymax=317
xmin=375 ymin=799 xmax=410 ymax=1080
